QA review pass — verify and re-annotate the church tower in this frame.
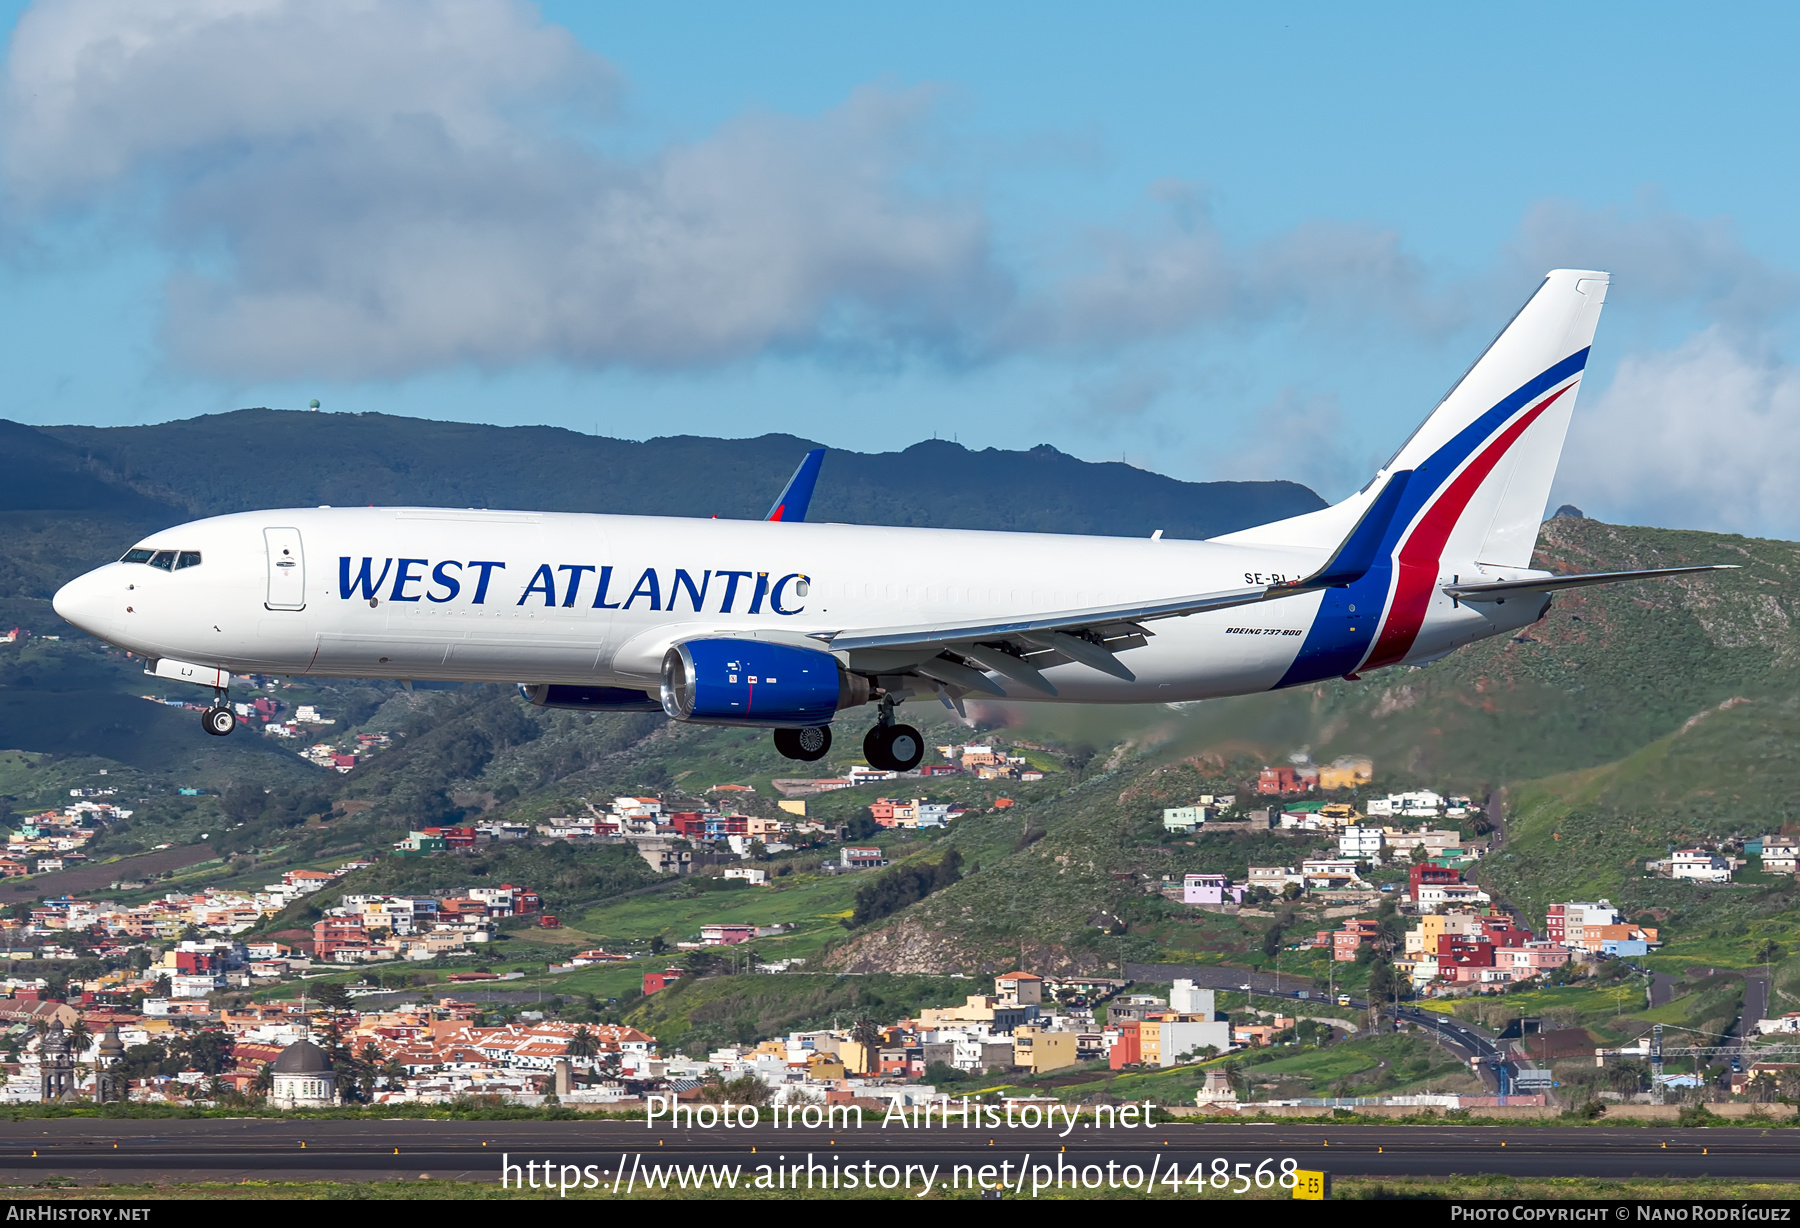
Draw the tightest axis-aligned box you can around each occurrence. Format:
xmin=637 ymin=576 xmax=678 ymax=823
xmin=95 ymin=1023 xmax=127 ymax=1103
xmin=38 ymin=1020 xmax=74 ymax=1102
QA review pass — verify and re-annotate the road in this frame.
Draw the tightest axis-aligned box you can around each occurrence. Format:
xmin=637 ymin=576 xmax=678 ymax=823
xmin=1 ymin=1119 xmax=1797 ymax=1186
xmin=1719 ymin=974 xmax=1772 ymax=1089
xmin=1395 ymin=1007 xmax=1506 ymax=1092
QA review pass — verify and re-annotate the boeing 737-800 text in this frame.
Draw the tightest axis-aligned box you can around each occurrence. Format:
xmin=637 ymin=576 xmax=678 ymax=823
xmin=51 ymin=270 xmax=1729 ymax=770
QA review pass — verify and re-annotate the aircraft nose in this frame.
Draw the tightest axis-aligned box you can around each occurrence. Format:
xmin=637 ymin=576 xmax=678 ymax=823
xmin=53 ymin=567 xmax=119 ymax=639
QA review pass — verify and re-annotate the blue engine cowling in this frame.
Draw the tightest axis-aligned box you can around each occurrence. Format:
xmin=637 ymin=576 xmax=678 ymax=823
xmin=518 ymin=683 xmax=663 ymax=712
xmin=660 ymin=638 xmax=869 ymax=728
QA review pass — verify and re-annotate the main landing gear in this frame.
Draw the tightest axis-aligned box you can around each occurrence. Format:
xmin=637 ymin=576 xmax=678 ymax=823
xmin=767 ymin=697 xmax=923 ymax=771
xmin=772 ymin=725 xmax=832 ymax=762
xmin=863 ymin=699 xmax=923 ymax=772
xmin=201 ymin=689 xmax=236 ymax=737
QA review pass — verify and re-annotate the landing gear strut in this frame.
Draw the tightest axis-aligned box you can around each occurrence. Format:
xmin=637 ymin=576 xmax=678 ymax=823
xmin=201 ymin=689 xmax=236 ymax=737
xmin=772 ymin=725 xmax=832 ymax=762
xmin=863 ymin=699 xmax=923 ymax=772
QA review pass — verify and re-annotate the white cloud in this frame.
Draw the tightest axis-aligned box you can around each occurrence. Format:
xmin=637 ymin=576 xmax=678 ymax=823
xmin=1206 ymin=388 xmax=1371 ymax=499
xmin=1556 ymin=328 xmax=1800 ymax=538
xmin=4 ymin=0 xmax=1794 ymax=446
xmin=999 ymin=185 xmax=1457 ymax=353
xmin=1 ymin=0 xmax=607 ymax=204
xmin=1508 ymin=198 xmax=1798 ymax=327
xmin=0 ymin=0 xmax=1004 ymax=379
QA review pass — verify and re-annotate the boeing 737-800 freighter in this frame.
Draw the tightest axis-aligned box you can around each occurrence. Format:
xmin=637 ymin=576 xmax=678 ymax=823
xmin=52 ymin=270 xmax=1728 ymax=771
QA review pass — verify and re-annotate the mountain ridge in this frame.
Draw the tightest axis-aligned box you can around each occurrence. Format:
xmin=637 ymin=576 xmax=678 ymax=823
xmin=29 ymin=410 xmax=1324 ymax=539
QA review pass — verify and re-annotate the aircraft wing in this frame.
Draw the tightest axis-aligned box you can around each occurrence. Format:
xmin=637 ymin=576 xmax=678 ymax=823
xmin=1442 ymin=564 xmax=1737 ymax=602
xmin=810 ymin=468 xmax=1416 ymax=691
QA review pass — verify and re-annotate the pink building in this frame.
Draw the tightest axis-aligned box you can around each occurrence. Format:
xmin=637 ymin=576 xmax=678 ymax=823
xmin=1182 ymin=874 xmax=1242 ymax=906
xmin=701 ymin=924 xmax=757 ymax=945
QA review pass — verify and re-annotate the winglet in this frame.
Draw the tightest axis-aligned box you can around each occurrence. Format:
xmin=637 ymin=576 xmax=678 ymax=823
xmin=1296 ymin=469 xmax=1412 ymax=590
xmin=765 ymin=448 xmax=826 ymax=522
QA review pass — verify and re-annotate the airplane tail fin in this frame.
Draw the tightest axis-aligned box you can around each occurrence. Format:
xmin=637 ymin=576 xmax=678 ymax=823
xmin=1214 ymin=269 xmax=1608 ymax=571
xmin=765 ymin=448 xmax=826 ymax=523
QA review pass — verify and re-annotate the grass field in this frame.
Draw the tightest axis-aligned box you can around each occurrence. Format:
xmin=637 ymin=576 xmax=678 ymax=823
xmin=571 ymin=871 xmax=859 ymax=949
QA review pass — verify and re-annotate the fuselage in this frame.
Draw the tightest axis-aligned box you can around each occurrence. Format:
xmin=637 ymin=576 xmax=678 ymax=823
xmin=51 ymin=505 xmax=1538 ymax=706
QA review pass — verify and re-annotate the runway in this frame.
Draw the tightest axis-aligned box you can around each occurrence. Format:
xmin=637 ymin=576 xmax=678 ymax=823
xmin=0 ymin=1118 xmax=1796 ymax=1187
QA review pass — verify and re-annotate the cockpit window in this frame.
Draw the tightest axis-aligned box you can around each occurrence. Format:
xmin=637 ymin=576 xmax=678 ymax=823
xmin=148 ymin=550 xmax=176 ymax=572
xmin=176 ymin=551 xmax=202 ymax=570
xmin=120 ymin=548 xmax=155 ymax=564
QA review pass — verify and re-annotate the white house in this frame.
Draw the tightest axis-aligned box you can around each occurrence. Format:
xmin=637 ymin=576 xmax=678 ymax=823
xmin=1760 ymin=836 xmax=1798 ymax=875
xmin=1338 ymin=825 xmax=1385 ymax=862
xmin=1668 ymin=848 xmax=1732 ymax=883
xmin=1415 ymin=883 xmax=1492 ymax=911
xmin=1163 ymin=806 xmax=1209 ymax=834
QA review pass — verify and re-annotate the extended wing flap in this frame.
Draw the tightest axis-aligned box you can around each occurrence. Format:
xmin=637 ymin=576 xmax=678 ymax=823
xmin=1443 ymin=564 xmax=1737 ymax=601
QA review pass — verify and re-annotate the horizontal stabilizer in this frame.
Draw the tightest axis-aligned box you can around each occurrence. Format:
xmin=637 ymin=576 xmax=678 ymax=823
xmin=766 ymin=448 xmax=826 ymax=522
xmin=1442 ymin=565 xmax=1737 ymax=602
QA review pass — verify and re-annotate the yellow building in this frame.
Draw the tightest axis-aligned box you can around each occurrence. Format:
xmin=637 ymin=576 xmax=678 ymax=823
xmin=1319 ymin=757 xmax=1374 ymax=791
xmin=838 ymin=1040 xmax=873 ymax=1075
xmin=806 ymin=1052 xmax=846 ymax=1080
xmin=777 ymin=799 xmax=807 ymax=817
xmin=917 ymin=995 xmax=998 ymax=1027
xmin=1012 ymin=1025 xmax=1078 ymax=1074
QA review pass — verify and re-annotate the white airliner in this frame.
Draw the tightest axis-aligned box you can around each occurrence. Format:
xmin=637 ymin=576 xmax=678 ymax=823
xmin=53 ymin=269 xmax=1727 ymax=771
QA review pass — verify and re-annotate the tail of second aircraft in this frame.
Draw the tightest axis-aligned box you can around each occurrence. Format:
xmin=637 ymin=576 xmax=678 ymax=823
xmin=1215 ymin=268 xmax=1609 ymax=681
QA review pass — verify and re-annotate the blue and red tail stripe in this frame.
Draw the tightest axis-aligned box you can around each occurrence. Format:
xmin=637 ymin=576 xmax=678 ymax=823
xmin=1274 ymin=347 xmax=1589 ymax=689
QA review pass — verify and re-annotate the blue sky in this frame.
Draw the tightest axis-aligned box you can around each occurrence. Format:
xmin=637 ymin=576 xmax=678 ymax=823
xmin=1 ymin=2 xmax=1797 ymax=535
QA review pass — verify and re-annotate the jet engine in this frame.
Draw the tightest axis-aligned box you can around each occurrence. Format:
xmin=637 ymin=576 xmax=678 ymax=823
xmin=660 ymin=638 xmax=870 ymax=728
xmin=518 ymin=684 xmax=664 ymax=712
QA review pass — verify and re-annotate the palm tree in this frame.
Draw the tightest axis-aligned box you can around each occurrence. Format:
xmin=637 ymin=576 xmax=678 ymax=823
xmin=66 ymin=1018 xmax=93 ymax=1097
xmin=565 ymin=1025 xmax=599 ymax=1060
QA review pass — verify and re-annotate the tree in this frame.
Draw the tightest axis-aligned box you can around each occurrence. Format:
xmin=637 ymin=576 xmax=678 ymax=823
xmin=1223 ymin=1060 xmax=1250 ymax=1102
xmin=851 ymin=1017 xmax=883 ymax=1055
xmin=923 ymin=1060 xmax=967 ymax=1085
xmin=67 ymin=1018 xmax=92 ymax=1062
xmin=848 ymin=850 xmax=963 ymax=926
xmin=697 ymin=1072 xmax=772 ymax=1106
xmin=175 ymin=1029 xmax=235 ymax=1075
xmin=357 ymin=1041 xmax=385 ymax=1100
xmin=313 ymin=981 xmax=352 ymax=1012
xmin=1065 ymin=744 xmax=1097 ymax=781
xmin=566 ymin=1026 xmax=600 ymax=1060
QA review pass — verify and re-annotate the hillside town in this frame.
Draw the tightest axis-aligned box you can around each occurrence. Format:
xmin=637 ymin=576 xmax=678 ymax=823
xmin=0 ymin=735 xmax=1785 ymax=1116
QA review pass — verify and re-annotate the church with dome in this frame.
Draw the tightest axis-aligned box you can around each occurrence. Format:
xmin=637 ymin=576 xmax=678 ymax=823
xmin=269 ymin=1038 xmax=337 ymax=1108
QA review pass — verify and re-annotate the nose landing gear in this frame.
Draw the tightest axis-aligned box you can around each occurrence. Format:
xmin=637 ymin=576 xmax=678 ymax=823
xmin=862 ymin=699 xmax=923 ymax=772
xmin=772 ymin=725 xmax=833 ymax=762
xmin=202 ymin=689 xmax=236 ymax=737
